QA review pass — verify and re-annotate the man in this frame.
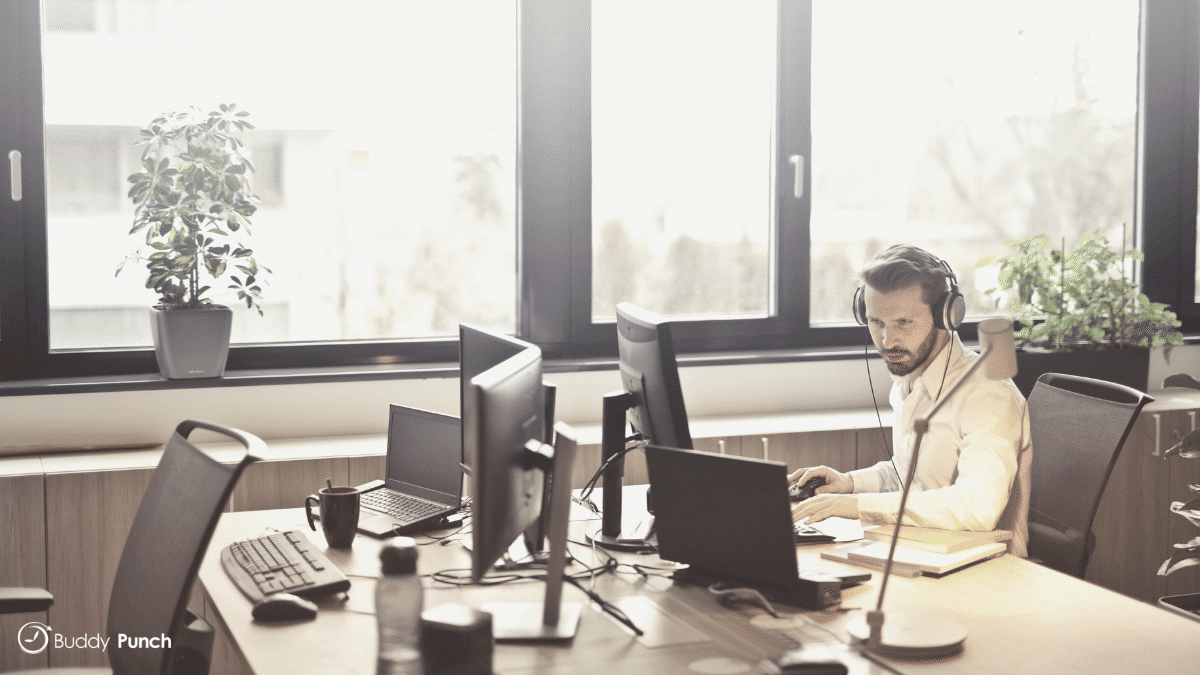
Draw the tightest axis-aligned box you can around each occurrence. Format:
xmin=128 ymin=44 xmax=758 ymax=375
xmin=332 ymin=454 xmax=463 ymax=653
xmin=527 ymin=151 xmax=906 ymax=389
xmin=791 ymin=244 xmax=1031 ymax=556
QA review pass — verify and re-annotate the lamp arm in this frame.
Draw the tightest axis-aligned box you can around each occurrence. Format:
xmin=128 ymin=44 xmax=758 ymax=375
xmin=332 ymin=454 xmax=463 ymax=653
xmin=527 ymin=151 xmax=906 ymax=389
xmin=873 ymin=344 xmax=991 ymax=615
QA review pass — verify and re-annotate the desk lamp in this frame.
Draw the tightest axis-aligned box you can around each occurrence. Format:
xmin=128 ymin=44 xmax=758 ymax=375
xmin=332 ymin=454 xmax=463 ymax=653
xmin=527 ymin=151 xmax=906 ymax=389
xmin=848 ymin=318 xmax=1017 ymax=659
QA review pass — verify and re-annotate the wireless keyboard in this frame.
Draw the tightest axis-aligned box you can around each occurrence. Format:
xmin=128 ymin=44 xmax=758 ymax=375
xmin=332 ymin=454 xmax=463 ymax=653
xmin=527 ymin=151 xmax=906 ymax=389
xmin=220 ymin=530 xmax=351 ymax=602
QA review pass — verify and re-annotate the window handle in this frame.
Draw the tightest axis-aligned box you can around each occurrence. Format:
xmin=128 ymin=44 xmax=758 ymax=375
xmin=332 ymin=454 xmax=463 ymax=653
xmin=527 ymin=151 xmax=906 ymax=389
xmin=788 ymin=154 xmax=804 ymax=199
xmin=8 ymin=150 xmax=21 ymax=202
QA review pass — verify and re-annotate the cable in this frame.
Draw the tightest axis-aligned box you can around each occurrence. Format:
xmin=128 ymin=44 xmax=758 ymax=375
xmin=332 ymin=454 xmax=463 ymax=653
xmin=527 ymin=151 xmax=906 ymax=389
xmin=563 ymin=575 xmax=644 ymax=636
xmin=577 ymin=435 xmax=648 ymax=508
xmin=865 ymin=334 xmax=899 ymax=481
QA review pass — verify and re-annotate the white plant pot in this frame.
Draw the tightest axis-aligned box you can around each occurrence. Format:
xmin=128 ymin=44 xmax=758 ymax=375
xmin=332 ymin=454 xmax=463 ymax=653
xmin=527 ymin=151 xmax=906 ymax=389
xmin=150 ymin=305 xmax=233 ymax=379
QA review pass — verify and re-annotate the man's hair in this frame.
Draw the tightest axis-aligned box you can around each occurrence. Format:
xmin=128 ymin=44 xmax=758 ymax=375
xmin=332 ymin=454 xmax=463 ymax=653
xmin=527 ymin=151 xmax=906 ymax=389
xmin=858 ymin=244 xmax=951 ymax=308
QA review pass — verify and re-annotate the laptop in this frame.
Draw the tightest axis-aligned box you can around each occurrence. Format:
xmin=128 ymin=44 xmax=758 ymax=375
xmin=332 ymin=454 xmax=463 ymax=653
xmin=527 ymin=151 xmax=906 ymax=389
xmin=355 ymin=404 xmax=465 ymax=538
xmin=644 ymin=445 xmax=868 ymax=608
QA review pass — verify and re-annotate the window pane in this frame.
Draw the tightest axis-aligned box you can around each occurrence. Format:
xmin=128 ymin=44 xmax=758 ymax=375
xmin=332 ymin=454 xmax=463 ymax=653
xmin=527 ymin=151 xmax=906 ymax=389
xmin=591 ymin=0 xmax=776 ymax=321
xmin=811 ymin=0 xmax=1138 ymax=324
xmin=43 ymin=0 xmax=516 ymax=350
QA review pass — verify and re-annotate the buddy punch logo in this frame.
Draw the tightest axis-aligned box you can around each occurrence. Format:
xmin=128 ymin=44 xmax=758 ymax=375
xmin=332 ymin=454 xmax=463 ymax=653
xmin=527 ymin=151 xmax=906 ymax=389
xmin=17 ymin=622 xmax=51 ymax=655
xmin=16 ymin=622 xmax=171 ymax=655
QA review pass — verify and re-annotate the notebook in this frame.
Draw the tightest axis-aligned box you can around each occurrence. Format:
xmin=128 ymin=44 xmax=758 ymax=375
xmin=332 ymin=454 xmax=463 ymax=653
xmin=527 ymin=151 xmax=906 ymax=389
xmin=861 ymin=525 xmax=1013 ymax=554
xmin=821 ymin=540 xmax=1007 ymax=577
xmin=644 ymin=445 xmax=869 ymax=606
xmin=355 ymin=404 xmax=465 ymax=537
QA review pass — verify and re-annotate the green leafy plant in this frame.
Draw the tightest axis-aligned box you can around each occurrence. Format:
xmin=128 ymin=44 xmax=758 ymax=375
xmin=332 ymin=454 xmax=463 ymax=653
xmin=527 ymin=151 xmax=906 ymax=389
xmin=1160 ymin=429 xmax=1200 ymax=578
xmin=117 ymin=104 xmax=269 ymax=314
xmin=974 ymin=229 xmax=1182 ymax=358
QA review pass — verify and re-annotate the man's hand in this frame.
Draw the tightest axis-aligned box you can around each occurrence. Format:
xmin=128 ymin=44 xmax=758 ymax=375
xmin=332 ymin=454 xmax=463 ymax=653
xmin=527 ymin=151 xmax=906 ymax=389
xmin=792 ymin=494 xmax=859 ymax=523
xmin=787 ymin=465 xmax=854 ymax=495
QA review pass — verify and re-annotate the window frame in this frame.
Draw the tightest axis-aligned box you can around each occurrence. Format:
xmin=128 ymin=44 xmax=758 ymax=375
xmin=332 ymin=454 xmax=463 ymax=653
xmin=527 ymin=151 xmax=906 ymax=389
xmin=4 ymin=0 xmax=1194 ymax=384
xmin=1139 ymin=0 xmax=1200 ymax=332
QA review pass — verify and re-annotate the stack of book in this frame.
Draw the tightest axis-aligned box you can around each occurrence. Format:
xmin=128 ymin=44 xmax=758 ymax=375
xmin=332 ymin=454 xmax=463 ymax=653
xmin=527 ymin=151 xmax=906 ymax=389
xmin=820 ymin=526 xmax=1012 ymax=577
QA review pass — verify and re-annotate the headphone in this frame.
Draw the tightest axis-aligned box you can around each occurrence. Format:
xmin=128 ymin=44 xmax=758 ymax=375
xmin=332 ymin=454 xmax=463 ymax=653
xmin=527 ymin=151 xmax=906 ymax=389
xmin=852 ymin=257 xmax=965 ymax=331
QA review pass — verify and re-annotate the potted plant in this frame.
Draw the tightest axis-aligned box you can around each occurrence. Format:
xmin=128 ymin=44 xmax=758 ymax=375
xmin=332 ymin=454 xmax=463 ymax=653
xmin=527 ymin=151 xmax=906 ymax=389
xmin=974 ymin=229 xmax=1183 ymax=396
xmin=117 ymin=104 xmax=269 ymax=379
xmin=1159 ymin=428 xmax=1200 ymax=622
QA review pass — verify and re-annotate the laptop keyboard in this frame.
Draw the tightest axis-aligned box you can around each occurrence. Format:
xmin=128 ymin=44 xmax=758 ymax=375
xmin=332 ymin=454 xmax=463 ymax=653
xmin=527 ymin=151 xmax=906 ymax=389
xmin=362 ymin=489 xmax=445 ymax=522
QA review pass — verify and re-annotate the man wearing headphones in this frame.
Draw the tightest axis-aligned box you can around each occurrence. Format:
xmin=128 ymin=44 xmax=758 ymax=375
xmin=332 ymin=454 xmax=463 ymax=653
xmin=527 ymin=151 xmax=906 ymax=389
xmin=790 ymin=244 xmax=1031 ymax=556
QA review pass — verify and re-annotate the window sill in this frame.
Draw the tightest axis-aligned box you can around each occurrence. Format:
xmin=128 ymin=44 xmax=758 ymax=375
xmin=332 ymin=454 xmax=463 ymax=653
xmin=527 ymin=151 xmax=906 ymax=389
xmin=0 ymin=343 xmax=875 ymax=398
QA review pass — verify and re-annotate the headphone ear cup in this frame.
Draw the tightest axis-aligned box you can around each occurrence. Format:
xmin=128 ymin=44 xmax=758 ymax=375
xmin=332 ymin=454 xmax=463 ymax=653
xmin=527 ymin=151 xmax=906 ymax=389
xmin=946 ymin=290 xmax=966 ymax=331
xmin=932 ymin=292 xmax=949 ymax=331
xmin=852 ymin=286 xmax=867 ymax=325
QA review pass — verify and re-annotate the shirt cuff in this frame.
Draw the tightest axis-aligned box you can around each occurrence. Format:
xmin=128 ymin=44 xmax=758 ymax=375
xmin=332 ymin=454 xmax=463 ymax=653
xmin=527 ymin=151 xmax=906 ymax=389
xmin=856 ymin=492 xmax=902 ymax=526
xmin=848 ymin=467 xmax=885 ymax=494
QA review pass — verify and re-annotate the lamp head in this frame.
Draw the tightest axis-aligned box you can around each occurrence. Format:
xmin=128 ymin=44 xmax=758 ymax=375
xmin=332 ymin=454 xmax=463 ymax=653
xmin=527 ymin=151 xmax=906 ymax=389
xmin=977 ymin=318 xmax=1017 ymax=380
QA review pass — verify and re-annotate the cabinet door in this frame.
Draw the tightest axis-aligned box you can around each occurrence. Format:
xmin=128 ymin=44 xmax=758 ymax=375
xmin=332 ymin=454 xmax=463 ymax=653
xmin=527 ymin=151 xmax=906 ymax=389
xmin=749 ymin=430 xmax=856 ymax=476
xmin=0 ymin=473 xmax=49 ymax=672
xmin=44 ymin=468 xmax=154 ymax=669
xmin=230 ymin=457 xmax=350 ymax=512
xmin=1086 ymin=409 xmax=1175 ymax=602
xmin=855 ymin=426 xmax=893 ymax=471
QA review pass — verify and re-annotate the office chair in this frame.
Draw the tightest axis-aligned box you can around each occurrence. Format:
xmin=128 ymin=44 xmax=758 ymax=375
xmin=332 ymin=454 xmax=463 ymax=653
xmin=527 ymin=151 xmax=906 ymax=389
xmin=1026 ymin=373 xmax=1152 ymax=578
xmin=0 ymin=420 xmax=264 ymax=675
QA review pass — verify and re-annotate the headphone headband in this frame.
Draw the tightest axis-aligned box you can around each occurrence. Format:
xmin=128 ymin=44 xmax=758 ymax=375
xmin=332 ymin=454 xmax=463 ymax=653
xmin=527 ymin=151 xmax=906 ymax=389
xmin=852 ymin=255 xmax=965 ymax=331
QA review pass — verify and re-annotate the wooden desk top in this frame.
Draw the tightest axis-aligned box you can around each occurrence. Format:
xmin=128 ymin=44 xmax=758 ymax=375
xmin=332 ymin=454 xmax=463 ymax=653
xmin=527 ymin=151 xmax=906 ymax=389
xmin=198 ymin=507 xmax=1200 ymax=675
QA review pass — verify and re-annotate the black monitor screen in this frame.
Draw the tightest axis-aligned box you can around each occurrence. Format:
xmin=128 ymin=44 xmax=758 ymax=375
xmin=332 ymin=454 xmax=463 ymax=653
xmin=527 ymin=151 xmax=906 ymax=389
xmin=616 ymin=302 xmax=693 ymax=449
xmin=385 ymin=405 xmax=462 ymax=504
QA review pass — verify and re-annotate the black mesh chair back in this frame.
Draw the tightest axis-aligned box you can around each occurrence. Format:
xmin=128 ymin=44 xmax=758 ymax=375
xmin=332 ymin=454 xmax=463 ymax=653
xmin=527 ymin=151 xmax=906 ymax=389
xmin=106 ymin=421 xmax=264 ymax=675
xmin=1027 ymin=373 xmax=1152 ymax=578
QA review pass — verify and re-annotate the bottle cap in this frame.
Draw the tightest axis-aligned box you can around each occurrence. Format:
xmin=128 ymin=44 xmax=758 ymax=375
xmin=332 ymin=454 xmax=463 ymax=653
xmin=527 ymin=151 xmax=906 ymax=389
xmin=380 ymin=536 xmax=418 ymax=575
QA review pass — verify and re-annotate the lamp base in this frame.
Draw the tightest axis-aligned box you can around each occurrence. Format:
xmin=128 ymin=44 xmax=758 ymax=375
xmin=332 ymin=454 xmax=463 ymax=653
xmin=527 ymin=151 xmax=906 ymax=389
xmin=847 ymin=611 xmax=966 ymax=660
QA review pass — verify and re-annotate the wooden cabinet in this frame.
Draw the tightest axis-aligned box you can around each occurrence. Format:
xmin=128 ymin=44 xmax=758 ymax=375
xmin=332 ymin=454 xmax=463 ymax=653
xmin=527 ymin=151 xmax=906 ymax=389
xmin=1086 ymin=396 xmax=1200 ymax=603
xmin=1086 ymin=408 xmax=1175 ymax=602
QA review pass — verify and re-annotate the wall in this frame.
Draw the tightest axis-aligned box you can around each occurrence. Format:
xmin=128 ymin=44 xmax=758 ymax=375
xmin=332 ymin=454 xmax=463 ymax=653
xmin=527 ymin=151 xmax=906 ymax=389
xmin=2 ymin=343 xmax=1196 ymax=454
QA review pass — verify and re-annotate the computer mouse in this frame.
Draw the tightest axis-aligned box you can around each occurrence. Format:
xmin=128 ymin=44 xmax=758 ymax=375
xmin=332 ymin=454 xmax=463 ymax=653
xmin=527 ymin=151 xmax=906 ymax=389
xmin=789 ymin=476 xmax=826 ymax=502
xmin=251 ymin=593 xmax=318 ymax=622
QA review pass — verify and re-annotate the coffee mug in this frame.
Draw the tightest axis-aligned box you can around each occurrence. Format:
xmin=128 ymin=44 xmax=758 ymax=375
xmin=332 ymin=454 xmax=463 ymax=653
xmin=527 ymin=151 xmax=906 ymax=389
xmin=305 ymin=486 xmax=360 ymax=548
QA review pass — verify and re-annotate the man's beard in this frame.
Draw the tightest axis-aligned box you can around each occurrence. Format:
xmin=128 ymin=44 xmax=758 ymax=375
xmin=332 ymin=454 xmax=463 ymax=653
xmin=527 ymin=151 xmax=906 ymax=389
xmin=883 ymin=325 xmax=939 ymax=376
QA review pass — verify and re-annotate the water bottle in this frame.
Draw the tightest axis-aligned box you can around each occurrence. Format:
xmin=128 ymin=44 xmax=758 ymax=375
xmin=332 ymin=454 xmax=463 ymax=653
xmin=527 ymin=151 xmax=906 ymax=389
xmin=376 ymin=537 xmax=423 ymax=675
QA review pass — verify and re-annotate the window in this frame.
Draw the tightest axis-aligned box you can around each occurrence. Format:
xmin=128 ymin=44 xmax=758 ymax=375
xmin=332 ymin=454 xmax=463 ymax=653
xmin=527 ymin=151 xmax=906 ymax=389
xmin=810 ymin=0 xmax=1139 ymax=324
xmin=39 ymin=0 xmax=517 ymax=353
xmin=590 ymin=0 xmax=777 ymax=321
xmin=1 ymin=0 xmax=1196 ymax=382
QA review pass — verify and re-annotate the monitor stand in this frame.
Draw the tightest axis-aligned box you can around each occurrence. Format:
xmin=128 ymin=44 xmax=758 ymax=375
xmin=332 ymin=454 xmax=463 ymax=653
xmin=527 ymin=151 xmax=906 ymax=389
xmin=585 ymin=390 xmax=656 ymax=552
xmin=483 ymin=425 xmax=583 ymax=641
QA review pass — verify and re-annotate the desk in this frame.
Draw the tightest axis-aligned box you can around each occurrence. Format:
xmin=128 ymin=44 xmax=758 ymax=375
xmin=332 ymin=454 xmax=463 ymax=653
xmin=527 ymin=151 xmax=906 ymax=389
xmin=198 ymin=505 xmax=1200 ymax=675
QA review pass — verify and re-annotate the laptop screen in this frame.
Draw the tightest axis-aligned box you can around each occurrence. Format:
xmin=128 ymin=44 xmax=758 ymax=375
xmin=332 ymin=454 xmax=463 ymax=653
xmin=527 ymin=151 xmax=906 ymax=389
xmin=386 ymin=405 xmax=463 ymax=503
xmin=645 ymin=445 xmax=800 ymax=587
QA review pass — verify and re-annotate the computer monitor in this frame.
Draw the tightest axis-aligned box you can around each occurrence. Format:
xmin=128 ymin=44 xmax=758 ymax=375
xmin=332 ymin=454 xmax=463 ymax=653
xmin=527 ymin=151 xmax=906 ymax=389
xmin=465 ymin=345 xmax=581 ymax=640
xmin=591 ymin=303 xmax=694 ymax=550
xmin=616 ymin=302 xmax=693 ymax=449
xmin=459 ymin=323 xmax=557 ymax=555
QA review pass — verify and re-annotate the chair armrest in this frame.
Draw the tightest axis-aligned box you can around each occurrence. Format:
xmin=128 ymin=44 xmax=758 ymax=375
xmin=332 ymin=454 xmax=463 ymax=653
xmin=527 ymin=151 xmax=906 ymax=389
xmin=0 ymin=587 xmax=54 ymax=614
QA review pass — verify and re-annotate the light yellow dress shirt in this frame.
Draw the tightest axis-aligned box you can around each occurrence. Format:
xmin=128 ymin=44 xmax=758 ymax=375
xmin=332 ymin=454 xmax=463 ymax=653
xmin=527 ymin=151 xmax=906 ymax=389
xmin=848 ymin=333 xmax=1032 ymax=557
